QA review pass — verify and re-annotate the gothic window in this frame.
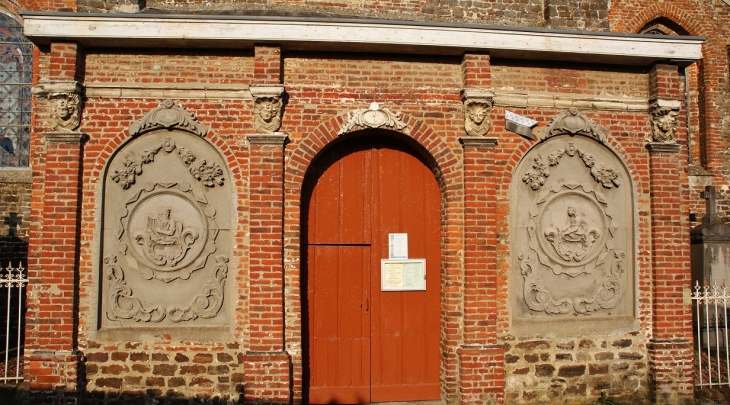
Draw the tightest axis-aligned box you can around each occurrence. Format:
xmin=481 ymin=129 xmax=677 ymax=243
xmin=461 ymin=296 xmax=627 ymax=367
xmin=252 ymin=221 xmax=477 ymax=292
xmin=0 ymin=12 xmax=32 ymax=167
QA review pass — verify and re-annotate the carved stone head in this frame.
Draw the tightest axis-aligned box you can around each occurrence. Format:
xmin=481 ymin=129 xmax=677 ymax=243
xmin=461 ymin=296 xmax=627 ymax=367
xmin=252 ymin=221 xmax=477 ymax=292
xmin=50 ymin=92 xmax=82 ymax=131
xmin=254 ymin=96 xmax=283 ymax=134
xmin=460 ymin=89 xmax=494 ymax=137
xmin=650 ymin=104 xmax=679 ymax=143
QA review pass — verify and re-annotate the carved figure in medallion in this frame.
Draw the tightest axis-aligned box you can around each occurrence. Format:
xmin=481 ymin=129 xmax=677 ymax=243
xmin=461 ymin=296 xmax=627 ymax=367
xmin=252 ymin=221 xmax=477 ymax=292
xmin=464 ymin=100 xmax=492 ymax=137
xmin=650 ymin=103 xmax=679 ymax=143
xmin=135 ymin=208 xmax=199 ymax=267
xmin=50 ymin=92 xmax=82 ymax=131
xmin=254 ymin=97 xmax=283 ymax=134
xmin=544 ymin=206 xmax=601 ymax=262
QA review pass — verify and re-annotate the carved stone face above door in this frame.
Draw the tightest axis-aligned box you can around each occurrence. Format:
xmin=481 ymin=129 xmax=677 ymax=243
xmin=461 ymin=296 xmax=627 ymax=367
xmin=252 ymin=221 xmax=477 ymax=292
xmin=100 ymin=101 xmax=231 ymax=329
xmin=510 ymin=111 xmax=635 ymax=333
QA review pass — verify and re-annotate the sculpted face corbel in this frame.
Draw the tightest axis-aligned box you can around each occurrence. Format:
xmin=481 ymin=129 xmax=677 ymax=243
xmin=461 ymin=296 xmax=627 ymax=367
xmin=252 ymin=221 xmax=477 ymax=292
xmin=649 ymin=99 xmax=681 ymax=143
xmin=32 ymin=81 xmax=85 ymax=132
xmin=461 ymin=88 xmax=494 ymax=137
xmin=250 ymin=85 xmax=286 ymax=134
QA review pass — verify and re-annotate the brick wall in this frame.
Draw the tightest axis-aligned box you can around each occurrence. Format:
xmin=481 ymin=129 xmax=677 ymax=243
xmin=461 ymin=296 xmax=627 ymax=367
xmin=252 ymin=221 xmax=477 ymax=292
xmin=18 ymin=0 xmax=729 ymax=403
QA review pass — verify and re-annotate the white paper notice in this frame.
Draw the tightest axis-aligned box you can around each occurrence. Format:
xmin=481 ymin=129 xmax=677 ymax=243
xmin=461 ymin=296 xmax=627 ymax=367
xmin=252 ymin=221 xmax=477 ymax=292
xmin=389 ymin=233 xmax=408 ymax=259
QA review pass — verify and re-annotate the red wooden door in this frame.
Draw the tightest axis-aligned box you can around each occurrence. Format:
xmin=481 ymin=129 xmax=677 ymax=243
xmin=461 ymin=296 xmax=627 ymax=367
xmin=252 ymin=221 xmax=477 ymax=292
xmin=306 ymin=135 xmax=441 ymax=404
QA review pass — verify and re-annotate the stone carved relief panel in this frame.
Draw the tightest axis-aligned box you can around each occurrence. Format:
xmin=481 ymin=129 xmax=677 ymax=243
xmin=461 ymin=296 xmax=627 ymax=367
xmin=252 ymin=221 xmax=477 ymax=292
xmin=510 ymin=133 xmax=635 ymax=332
xmin=100 ymin=104 xmax=231 ymax=328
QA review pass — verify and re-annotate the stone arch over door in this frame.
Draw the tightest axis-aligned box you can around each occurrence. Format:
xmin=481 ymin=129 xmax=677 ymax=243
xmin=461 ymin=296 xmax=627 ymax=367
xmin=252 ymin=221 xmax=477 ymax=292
xmin=509 ymin=108 xmax=636 ymax=334
xmin=98 ymin=100 xmax=232 ymax=333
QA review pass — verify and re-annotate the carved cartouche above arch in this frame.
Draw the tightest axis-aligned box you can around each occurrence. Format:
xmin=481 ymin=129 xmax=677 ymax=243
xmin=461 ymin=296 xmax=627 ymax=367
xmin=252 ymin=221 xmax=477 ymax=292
xmin=338 ymin=102 xmax=408 ymax=136
xmin=101 ymin=102 xmax=231 ymax=329
xmin=539 ymin=107 xmax=608 ymax=143
xmin=129 ymin=99 xmax=208 ymax=138
xmin=511 ymin=119 xmax=634 ymax=332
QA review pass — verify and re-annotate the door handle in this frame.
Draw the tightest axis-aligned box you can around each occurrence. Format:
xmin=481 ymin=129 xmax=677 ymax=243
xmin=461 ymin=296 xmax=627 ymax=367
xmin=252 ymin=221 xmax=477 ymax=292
xmin=364 ymin=295 xmax=369 ymax=313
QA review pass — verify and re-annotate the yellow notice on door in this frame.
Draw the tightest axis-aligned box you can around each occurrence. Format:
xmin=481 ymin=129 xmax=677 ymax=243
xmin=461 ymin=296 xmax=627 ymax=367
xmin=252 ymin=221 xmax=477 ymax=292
xmin=381 ymin=259 xmax=426 ymax=291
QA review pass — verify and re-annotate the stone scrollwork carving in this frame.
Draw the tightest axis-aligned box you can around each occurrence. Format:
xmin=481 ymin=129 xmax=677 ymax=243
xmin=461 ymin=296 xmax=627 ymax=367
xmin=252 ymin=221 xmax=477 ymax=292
xmin=523 ymin=142 xmax=621 ymax=190
xmin=650 ymin=99 xmax=680 ymax=143
xmin=110 ymin=138 xmax=225 ymax=189
xmin=169 ymin=256 xmax=229 ymax=322
xmin=50 ymin=92 xmax=83 ymax=131
xmin=461 ymin=89 xmax=494 ymax=137
xmin=105 ymin=256 xmax=165 ymax=322
xmin=539 ymin=107 xmax=607 ymax=143
xmin=120 ymin=182 xmax=220 ymax=282
xmin=129 ymin=100 xmax=208 ymax=138
xmin=338 ymin=102 xmax=408 ymax=135
xmin=135 ymin=207 xmax=199 ymax=268
xmin=512 ymin=130 xmax=633 ymax=323
xmin=250 ymin=85 xmax=285 ymax=134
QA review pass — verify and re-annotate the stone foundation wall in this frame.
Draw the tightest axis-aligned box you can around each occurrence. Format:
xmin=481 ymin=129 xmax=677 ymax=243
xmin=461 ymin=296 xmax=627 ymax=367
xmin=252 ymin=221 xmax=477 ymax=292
xmin=502 ymin=334 xmax=649 ymax=404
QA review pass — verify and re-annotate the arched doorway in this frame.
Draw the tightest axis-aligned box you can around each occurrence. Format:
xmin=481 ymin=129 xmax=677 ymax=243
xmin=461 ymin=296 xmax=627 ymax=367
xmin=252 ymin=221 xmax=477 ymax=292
xmin=302 ymin=132 xmax=441 ymax=404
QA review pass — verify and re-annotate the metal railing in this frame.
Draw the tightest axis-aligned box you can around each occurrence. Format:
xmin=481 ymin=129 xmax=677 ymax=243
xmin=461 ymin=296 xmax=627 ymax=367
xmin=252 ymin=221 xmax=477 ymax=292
xmin=692 ymin=282 xmax=730 ymax=388
xmin=0 ymin=264 xmax=26 ymax=383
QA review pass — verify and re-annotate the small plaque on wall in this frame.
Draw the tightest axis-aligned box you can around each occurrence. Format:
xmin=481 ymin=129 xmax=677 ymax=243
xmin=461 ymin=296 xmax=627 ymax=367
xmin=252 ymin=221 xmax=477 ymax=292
xmin=381 ymin=259 xmax=426 ymax=291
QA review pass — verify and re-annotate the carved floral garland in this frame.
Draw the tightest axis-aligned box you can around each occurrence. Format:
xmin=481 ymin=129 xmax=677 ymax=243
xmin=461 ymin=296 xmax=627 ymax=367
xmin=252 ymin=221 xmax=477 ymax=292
xmin=522 ymin=142 xmax=620 ymax=191
xmin=105 ymin=254 xmax=229 ymax=323
xmin=111 ymin=138 xmax=224 ymax=189
xmin=519 ymin=250 xmax=625 ymax=315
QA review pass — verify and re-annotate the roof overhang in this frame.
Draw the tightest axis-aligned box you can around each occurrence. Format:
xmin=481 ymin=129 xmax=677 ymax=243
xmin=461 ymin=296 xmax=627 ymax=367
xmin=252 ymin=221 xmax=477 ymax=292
xmin=20 ymin=12 xmax=704 ymax=66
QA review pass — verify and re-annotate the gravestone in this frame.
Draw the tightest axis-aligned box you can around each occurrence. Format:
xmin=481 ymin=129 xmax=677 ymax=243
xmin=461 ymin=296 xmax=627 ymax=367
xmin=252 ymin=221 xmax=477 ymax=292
xmin=691 ymin=185 xmax=730 ymax=286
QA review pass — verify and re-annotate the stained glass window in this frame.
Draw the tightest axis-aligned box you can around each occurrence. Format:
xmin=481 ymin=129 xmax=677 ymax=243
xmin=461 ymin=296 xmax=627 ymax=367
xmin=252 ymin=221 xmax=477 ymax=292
xmin=0 ymin=13 xmax=32 ymax=167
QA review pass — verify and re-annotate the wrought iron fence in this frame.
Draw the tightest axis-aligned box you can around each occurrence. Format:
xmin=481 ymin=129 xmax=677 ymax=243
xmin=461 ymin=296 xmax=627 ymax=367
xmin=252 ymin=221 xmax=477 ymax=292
xmin=692 ymin=282 xmax=730 ymax=388
xmin=0 ymin=264 xmax=26 ymax=383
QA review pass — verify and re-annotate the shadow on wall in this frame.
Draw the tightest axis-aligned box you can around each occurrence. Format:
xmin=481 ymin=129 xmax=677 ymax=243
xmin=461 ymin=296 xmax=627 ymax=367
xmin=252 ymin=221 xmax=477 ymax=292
xmin=1 ymin=212 xmax=26 ymax=269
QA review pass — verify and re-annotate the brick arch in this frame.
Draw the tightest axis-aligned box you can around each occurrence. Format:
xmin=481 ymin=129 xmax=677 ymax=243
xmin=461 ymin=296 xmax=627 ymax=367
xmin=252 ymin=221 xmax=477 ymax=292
xmin=286 ymin=113 xmax=461 ymax=199
xmin=617 ymin=3 xmax=706 ymax=36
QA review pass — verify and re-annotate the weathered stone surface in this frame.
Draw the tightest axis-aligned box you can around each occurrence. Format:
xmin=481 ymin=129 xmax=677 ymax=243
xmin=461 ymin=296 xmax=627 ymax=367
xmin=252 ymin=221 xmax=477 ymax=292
xmin=168 ymin=377 xmax=186 ymax=387
xmin=145 ymin=377 xmax=165 ymax=387
xmin=95 ymin=377 xmax=122 ymax=389
xmin=535 ymin=364 xmax=556 ymax=377
xmin=111 ymin=352 xmax=129 ymax=361
xmin=193 ymin=353 xmax=214 ymax=364
xmin=151 ymin=353 xmax=169 ymax=361
xmin=556 ymin=340 xmax=575 ymax=350
xmin=190 ymin=376 xmax=214 ymax=387
xmin=513 ymin=367 xmax=530 ymax=375
xmin=174 ymin=353 xmax=189 ymax=362
xmin=130 ymin=352 xmax=149 ymax=362
xmin=153 ymin=364 xmax=177 ymax=376
xmin=180 ymin=364 xmax=207 ymax=375
xmin=558 ymin=365 xmax=586 ymax=378
xmin=594 ymin=352 xmax=614 ymax=361
xmin=505 ymin=354 xmax=520 ymax=363
xmin=515 ymin=340 xmax=550 ymax=350
xmin=217 ymin=353 xmax=234 ymax=362
xmin=589 ymin=363 xmax=609 ymax=375
xmin=524 ymin=353 xmax=540 ymax=363
xmin=612 ymin=338 xmax=633 ymax=348
xmin=87 ymin=352 xmax=108 ymax=362
xmin=555 ymin=353 xmax=572 ymax=361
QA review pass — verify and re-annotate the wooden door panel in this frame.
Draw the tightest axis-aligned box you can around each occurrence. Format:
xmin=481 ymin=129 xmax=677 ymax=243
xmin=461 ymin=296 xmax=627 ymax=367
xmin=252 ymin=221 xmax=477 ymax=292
xmin=370 ymin=143 xmax=441 ymax=402
xmin=308 ymin=245 xmax=371 ymax=404
xmin=308 ymin=141 xmax=371 ymax=245
xmin=307 ymin=136 xmax=440 ymax=403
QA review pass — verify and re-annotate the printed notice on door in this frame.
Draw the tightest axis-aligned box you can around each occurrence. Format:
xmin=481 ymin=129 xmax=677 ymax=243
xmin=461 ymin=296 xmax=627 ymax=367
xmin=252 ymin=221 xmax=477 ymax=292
xmin=381 ymin=259 xmax=426 ymax=291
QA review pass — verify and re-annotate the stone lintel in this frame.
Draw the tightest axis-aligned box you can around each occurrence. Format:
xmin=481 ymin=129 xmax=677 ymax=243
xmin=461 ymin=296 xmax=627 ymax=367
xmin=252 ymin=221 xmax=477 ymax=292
xmin=646 ymin=142 xmax=681 ymax=154
xmin=651 ymin=98 xmax=682 ymax=109
xmin=247 ymin=133 xmax=289 ymax=146
xmin=32 ymin=81 xmax=85 ymax=97
xmin=43 ymin=132 xmax=89 ymax=144
xmin=461 ymin=88 xmax=494 ymax=102
xmin=0 ymin=168 xmax=32 ymax=183
xmin=459 ymin=137 xmax=498 ymax=148
xmin=249 ymin=84 xmax=286 ymax=99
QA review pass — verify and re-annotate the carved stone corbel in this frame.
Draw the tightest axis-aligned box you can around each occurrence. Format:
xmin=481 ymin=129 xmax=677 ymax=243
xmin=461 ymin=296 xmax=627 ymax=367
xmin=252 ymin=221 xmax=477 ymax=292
xmin=250 ymin=84 xmax=286 ymax=134
xmin=649 ymin=99 xmax=681 ymax=143
xmin=461 ymin=88 xmax=494 ymax=137
xmin=32 ymin=81 xmax=85 ymax=132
